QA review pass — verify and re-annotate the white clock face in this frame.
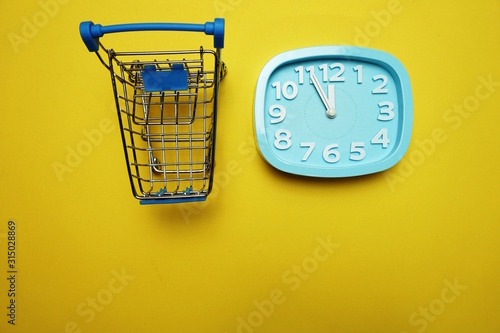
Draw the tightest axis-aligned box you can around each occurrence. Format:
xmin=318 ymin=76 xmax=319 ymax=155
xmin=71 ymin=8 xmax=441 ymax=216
xmin=254 ymin=46 xmax=413 ymax=177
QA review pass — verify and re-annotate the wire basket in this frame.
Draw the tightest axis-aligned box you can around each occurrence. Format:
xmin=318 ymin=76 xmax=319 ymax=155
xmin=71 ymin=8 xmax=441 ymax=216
xmin=80 ymin=19 xmax=226 ymax=204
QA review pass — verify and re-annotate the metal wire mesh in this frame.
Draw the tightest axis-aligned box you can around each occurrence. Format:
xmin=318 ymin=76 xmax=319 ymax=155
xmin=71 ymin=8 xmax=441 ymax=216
xmin=102 ymin=47 xmax=223 ymax=203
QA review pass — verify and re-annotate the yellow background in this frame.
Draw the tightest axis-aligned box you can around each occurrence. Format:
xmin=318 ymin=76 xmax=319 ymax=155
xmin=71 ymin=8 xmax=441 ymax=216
xmin=1 ymin=0 xmax=499 ymax=332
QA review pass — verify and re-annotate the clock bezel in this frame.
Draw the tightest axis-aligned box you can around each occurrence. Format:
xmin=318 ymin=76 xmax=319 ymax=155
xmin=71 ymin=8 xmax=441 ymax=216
xmin=254 ymin=46 xmax=413 ymax=178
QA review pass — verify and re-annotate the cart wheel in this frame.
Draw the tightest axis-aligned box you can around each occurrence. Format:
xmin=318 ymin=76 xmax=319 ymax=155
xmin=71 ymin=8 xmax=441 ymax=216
xmin=220 ymin=62 xmax=227 ymax=81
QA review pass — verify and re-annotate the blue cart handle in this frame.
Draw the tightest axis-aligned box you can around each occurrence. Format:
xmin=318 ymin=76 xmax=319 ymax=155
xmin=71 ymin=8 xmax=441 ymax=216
xmin=80 ymin=18 xmax=224 ymax=52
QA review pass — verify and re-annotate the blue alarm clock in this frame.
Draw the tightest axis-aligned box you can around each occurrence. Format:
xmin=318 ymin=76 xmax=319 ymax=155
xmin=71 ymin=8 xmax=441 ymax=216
xmin=254 ymin=46 xmax=413 ymax=177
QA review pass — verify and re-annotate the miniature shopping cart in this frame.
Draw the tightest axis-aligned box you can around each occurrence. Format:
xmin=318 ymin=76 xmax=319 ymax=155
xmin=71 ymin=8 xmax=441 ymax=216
xmin=79 ymin=19 xmax=226 ymax=204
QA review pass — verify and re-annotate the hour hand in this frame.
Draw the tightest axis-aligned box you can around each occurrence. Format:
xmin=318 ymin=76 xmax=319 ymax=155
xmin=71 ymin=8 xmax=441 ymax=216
xmin=310 ymin=73 xmax=336 ymax=119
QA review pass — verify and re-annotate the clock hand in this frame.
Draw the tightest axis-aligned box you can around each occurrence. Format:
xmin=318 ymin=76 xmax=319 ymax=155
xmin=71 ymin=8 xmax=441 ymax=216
xmin=310 ymin=73 xmax=337 ymax=119
xmin=326 ymin=84 xmax=336 ymax=119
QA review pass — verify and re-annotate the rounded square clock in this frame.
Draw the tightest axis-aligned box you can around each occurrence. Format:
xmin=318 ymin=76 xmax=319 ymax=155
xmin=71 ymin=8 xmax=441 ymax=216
xmin=254 ymin=46 xmax=413 ymax=177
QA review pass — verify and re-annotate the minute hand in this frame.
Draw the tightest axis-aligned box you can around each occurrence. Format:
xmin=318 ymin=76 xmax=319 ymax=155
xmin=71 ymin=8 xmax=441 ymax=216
xmin=310 ymin=73 xmax=336 ymax=119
